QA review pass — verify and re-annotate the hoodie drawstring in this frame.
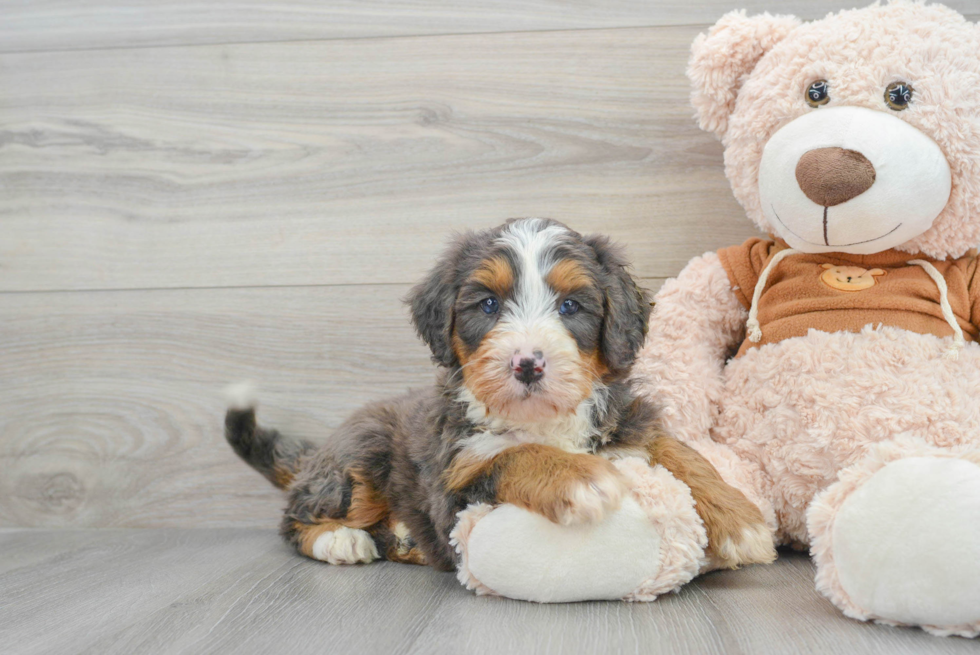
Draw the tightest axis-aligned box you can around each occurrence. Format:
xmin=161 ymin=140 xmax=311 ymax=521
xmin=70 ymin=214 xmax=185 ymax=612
xmin=909 ymin=259 xmax=966 ymax=360
xmin=746 ymin=247 xmax=799 ymax=342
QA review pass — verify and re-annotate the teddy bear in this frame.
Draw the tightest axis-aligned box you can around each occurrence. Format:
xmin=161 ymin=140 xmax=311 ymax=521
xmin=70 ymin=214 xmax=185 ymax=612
xmin=629 ymin=0 xmax=980 ymax=637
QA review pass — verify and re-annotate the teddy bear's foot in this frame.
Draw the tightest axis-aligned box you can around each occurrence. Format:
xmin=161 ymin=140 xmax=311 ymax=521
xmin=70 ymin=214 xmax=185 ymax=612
xmin=809 ymin=444 xmax=980 ymax=637
xmin=449 ymin=457 xmax=708 ymax=602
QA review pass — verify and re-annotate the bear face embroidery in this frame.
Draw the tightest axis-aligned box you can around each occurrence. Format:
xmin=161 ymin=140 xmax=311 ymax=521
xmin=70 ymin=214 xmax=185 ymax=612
xmin=819 ymin=264 xmax=885 ymax=292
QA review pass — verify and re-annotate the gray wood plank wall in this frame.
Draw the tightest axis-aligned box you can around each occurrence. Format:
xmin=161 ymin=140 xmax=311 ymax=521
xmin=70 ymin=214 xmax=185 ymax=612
xmin=3 ymin=1 xmax=976 ymax=528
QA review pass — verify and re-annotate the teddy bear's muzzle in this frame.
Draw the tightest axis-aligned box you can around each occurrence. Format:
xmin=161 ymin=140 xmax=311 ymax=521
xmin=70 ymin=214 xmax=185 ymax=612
xmin=759 ymin=106 xmax=952 ymax=255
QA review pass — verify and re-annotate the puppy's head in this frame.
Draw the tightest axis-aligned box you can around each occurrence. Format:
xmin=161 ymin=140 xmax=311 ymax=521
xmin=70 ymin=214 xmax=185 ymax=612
xmin=407 ymin=218 xmax=649 ymax=422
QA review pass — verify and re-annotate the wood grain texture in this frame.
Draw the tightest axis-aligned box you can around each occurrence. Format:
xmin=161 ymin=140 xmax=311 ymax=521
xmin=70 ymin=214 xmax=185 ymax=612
xmin=3 ymin=1 xmax=976 ymax=53
xmin=0 ymin=284 xmax=430 ymax=528
xmin=0 ymin=530 xmax=975 ymax=655
xmin=0 ymin=25 xmax=761 ymax=293
xmin=0 ymin=280 xmax=665 ymax=528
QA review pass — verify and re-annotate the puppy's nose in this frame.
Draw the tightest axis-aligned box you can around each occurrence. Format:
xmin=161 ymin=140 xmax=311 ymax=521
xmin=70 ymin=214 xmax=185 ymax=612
xmin=795 ymin=147 xmax=876 ymax=207
xmin=511 ymin=351 xmax=545 ymax=385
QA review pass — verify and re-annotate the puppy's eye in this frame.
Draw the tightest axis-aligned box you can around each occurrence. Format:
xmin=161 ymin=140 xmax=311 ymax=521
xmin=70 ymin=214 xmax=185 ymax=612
xmin=805 ymin=80 xmax=830 ymax=107
xmin=885 ymin=82 xmax=913 ymax=111
xmin=559 ymin=299 xmax=580 ymax=316
xmin=480 ymin=297 xmax=499 ymax=315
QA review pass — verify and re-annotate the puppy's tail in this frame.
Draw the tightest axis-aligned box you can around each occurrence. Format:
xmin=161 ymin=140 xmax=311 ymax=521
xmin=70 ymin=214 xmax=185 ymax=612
xmin=223 ymin=382 xmax=315 ymax=489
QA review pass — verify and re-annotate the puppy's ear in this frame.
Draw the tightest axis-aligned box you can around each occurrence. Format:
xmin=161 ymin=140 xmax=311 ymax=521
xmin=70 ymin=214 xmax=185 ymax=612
xmin=585 ymin=235 xmax=650 ymax=377
xmin=688 ymin=10 xmax=800 ymax=139
xmin=406 ymin=232 xmax=472 ymax=367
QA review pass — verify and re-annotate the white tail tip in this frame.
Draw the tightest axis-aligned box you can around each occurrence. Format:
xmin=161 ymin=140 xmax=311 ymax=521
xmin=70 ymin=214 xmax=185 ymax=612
xmin=223 ymin=381 xmax=258 ymax=410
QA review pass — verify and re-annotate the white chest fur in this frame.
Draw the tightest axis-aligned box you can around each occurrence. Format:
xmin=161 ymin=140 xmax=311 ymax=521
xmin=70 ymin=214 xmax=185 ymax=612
xmin=455 ymin=386 xmax=605 ymax=459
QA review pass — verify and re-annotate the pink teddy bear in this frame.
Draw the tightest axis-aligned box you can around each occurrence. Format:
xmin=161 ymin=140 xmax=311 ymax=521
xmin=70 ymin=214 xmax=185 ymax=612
xmin=634 ymin=0 xmax=980 ymax=637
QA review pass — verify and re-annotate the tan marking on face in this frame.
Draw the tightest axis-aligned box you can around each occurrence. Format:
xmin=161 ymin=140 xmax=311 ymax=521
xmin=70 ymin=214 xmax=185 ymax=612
xmin=820 ymin=263 xmax=886 ymax=292
xmin=459 ymin=323 xmax=520 ymax=411
xmin=470 ymin=256 xmax=514 ymax=298
xmin=453 ymin=257 xmax=515 ymax=364
xmin=459 ymin=257 xmax=603 ymax=421
xmin=647 ymin=437 xmax=774 ymax=569
xmin=548 ymin=263 xmax=608 ymax=385
xmin=461 ymin=321 xmax=601 ymax=421
xmin=452 ymin=330 xmax=475 ymax=366
xmin=546 ymin=259 xmax=592 ymax=297
xmin=584 ymin=349 xmax=610 ymax=384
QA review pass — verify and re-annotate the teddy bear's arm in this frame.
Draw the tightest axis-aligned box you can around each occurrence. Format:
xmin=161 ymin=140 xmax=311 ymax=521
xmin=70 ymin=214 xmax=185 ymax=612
xmin=632 ymin=251 xmax=746 ymax=445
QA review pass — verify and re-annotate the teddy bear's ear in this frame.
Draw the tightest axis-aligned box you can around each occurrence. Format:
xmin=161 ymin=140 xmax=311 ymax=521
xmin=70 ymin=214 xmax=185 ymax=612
xmin=688 ymin=10 xmax=801 ymax=139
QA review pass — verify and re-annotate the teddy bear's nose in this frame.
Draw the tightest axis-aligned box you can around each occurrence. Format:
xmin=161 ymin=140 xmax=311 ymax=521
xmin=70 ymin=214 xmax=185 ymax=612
xmin=795 ymin=147 xmax=876 ymax=207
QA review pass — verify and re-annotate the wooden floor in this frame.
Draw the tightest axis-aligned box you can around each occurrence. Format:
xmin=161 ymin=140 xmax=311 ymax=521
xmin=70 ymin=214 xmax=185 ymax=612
xmin=1 ymin=528 xmax=974 ymax=655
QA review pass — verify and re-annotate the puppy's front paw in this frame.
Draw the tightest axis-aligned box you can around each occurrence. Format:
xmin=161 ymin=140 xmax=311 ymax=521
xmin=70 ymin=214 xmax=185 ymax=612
xmin=498 ymin=451 xmax=627 ymax=526
xmin=552 ymin=463 xmax=626 ymax=525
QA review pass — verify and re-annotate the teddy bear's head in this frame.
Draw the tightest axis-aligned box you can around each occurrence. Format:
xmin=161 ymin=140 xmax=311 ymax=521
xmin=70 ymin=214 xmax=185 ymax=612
xmin=689 ymin=1 xmax=980 ymax=259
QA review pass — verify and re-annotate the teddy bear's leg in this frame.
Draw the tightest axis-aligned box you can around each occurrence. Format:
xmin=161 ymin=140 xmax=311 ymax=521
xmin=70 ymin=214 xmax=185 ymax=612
xmin=807 ymin=439 xmax=980 ymax=637
xmin=449 ymin=457 xmax=708 ymax=602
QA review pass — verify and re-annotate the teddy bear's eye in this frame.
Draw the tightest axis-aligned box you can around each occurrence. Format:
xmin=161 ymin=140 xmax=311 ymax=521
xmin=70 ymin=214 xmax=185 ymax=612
xmin=884 ymin=82 xmax=913 ymax=111
xmin=805 ymin=80 xmax=830 ymax=108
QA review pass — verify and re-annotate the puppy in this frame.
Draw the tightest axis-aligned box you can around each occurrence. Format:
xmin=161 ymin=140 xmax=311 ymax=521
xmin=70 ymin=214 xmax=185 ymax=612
xmin=225 ymin=218 xmax=771 ymax=571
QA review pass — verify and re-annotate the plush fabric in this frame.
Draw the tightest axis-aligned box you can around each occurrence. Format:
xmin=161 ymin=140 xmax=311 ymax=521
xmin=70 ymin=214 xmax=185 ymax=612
xmin=451 ymin=459 xmax=706 ymax=602
xmin=808 ymin=440 xmax=980 ymax=637
xmin=758 ymin=107 xmax=952 ymax=254
xmin=635 ymin=0 xmax=980 ymax=637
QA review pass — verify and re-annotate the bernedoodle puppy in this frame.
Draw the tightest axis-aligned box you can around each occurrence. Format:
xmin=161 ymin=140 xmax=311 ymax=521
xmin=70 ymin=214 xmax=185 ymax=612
xmin=225 ymin=218 xmax=770 ymax=573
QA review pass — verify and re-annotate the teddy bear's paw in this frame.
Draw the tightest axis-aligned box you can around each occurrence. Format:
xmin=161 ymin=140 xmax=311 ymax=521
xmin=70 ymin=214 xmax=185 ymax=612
xmin=816 ymin=455 xmax=980 ymax=636
xmin=455 ymin=496 xmax=665 ymax=602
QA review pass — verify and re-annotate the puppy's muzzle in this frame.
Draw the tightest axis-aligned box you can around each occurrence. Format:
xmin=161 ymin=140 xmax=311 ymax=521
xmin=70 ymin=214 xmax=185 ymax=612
xmin=511 ymin=350 xmax=546 ymax=386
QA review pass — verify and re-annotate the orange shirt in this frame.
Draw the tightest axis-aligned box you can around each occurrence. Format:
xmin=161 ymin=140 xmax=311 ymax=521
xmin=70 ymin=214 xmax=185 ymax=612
xmin=718 ymin=238 xmax=980 ymax=357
